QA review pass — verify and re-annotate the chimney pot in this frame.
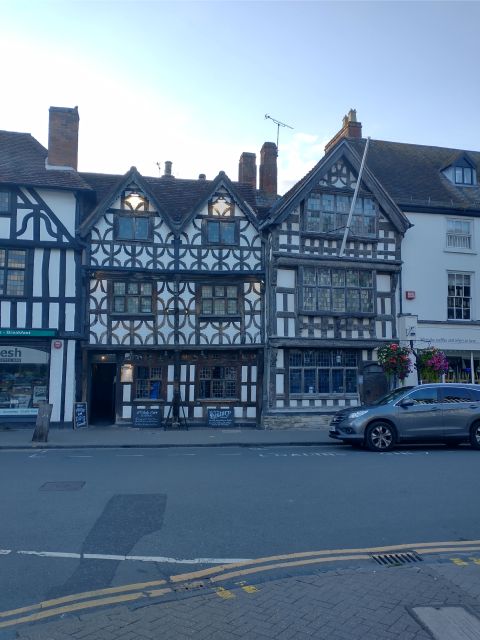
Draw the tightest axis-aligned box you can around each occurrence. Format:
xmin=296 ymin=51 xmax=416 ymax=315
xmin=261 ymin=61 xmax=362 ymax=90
xmin=163 ymin=161 xmax=173 ymax=177
xmin=47 ymin=106 xmax=79 ymax=170
xmin=259 ymin=142 xmax=277 ymax=196
xmin=238 ymin=152 xmax=257 ymax=189
xmin=199 ymin=173 xmax=206 ymax=180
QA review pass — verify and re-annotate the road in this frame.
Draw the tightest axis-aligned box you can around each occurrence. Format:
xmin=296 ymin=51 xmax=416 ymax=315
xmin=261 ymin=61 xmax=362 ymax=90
xmin=1 ymin=443 xmax=479 ymax=616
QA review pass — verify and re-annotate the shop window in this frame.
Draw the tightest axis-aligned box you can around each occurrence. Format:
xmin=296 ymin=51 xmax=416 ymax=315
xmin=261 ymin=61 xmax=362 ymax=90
xmin=198 ymin=365 xmax=238 ymax=399
xmin=0 ymin=346 xmax=49 ymax=415
xmin=115 ymin=215 xmax=151 ymax=241
xmin=134 ymin=366 xmax=162 ymax=400
xmin=304 ymin=193 xmax=376 ymax=237
xmin=0 ymin=249 xmax=26 ymax=296
xmin=446 ymin=219 xmax=472 ymax=251
xmin=112 ymin=282 xmax=153 ymax=314
xmin=289 ymin=350 xmax=358 ymax=395
xmin=447 ymin=272 xmax=471 ymax=320
xmin=301 ymin=267 xmax=373 ymax=314
xmin=200 ymin=285 xmax=239 ymax=316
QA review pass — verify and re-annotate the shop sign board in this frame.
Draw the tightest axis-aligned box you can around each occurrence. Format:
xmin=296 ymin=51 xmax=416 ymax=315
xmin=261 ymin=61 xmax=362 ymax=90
xmin=0 ymin=347 xmax=49 ymax=364
xmin=74 ymin=402 xmax=88 ymax=429
xmin=133 ymin=407 xmax=162 ymax=429
xmin=207 ymin=408 xmax=234 ymax=428
xmin=0 ymin=329 xmax=56 ymax=337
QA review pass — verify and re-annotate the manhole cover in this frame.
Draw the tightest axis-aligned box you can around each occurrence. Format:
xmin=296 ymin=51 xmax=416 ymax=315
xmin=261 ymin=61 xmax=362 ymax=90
xmin=40 ymin=481 xmax=85 ymax=491
xmin=371 ymin=551 xmax=423 ymax=566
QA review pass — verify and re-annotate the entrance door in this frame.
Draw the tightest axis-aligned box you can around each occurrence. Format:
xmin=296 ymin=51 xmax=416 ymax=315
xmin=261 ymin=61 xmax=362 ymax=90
xmin=90 ymin=363 xmax=116 ymax=425
xmin=360 ymin=363 xmax=388 ymax=405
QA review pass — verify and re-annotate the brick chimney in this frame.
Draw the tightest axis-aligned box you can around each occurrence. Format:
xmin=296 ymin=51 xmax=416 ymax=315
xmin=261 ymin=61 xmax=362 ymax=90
xmin=163 ymin=161 xmax=173 ymax=178
xmin=47 ymin=106 xmax=79 ymax=170
xmin=259 ymin=142 xmax=277 ymax=195
xmin=238 ymin=152 xmax=257 ymax=189
xmin=324 ymin=109 xmax=362 ymax=154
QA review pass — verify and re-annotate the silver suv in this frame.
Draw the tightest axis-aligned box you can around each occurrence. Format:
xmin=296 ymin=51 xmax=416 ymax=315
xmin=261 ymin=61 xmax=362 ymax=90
xmin=329 ymin=383 xmax=480 ymax=451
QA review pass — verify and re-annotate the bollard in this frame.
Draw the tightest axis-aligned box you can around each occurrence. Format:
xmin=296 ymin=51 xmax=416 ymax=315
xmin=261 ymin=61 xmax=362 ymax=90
xmin=32 ymin=402 xmax=53 ymax=443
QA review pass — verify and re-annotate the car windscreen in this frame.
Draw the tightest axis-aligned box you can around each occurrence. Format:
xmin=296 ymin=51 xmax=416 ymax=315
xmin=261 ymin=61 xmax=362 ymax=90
xmin=372 ymin=387 xmax=414 ymax=405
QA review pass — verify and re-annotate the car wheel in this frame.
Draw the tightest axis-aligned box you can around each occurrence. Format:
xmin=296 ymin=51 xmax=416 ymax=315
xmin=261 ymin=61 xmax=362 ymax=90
xmin=470 ymin=422 xmax=480 ymax=450
xmin=365 ymin=422 xmax=396 ymax=452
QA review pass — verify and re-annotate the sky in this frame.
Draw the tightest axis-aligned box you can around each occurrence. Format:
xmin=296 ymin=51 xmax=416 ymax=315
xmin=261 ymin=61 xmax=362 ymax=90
xmin=1 ymin=0 xmax=480 ymax=194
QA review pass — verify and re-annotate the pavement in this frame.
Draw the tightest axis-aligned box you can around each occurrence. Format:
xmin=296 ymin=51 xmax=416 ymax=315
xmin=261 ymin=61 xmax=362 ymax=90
xmin=3 ymin=424 xmax=480 ymax=639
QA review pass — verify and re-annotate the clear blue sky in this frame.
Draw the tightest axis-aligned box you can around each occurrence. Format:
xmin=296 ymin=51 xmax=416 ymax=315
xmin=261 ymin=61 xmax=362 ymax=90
xmin=1 ymin=0 xmax=479 ymax=193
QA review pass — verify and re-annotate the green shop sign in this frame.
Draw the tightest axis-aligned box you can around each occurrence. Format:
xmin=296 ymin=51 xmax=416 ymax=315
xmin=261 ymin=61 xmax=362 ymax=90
xmin=0 ymin=329 xmax=57 ymax=337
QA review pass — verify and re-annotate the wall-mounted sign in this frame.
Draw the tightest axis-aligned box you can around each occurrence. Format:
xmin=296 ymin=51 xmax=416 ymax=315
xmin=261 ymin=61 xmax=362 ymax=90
xmin=0 ymin=347 xmax=49 ymax=364
xmin=53 ymin=340 xmax=63 ymax=349
xmin=405 ymin=291 xmax=416 ymax=300
xmin=0 ymin=329 xmax=57 ymax=337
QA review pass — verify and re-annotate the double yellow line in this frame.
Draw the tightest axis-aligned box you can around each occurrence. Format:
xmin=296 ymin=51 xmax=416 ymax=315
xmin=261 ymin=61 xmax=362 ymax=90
xmin=2 ymin=539 xmax=480 ymax=629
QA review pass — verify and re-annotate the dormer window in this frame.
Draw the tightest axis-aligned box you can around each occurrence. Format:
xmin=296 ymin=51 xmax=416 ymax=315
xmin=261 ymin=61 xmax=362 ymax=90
xmin=455 ymin=166 xmax=474 ymax=185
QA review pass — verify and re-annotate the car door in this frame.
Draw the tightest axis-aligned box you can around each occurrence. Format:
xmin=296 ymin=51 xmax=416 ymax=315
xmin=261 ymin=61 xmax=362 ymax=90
xmin=394 ymin=387 xmax=442 ymax=440
xmin=440 ymin=385 xmax=480 ymax=438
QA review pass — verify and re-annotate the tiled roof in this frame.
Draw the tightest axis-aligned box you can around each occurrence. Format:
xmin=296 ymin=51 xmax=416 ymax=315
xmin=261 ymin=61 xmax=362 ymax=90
xmin=348 ymin=138 xmax=480 ymax=211
xmin=0 ymin=130 xmax=92 ymax=191
xmin=80 ymin=172 xmax=261 ymax=225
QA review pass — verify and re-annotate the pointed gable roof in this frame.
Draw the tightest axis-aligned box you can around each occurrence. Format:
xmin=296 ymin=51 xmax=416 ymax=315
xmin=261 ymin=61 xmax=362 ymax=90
xmin=0 ymin=130 xmax=92 ymax=191
xmin=78 ymin=168 xmax=261 ymax=236
xmin=262 ymin=138 xmax=411 ymax=234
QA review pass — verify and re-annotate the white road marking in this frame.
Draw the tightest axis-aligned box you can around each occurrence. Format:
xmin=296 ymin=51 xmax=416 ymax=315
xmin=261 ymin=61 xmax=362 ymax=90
xmin=18 ymin=550 xmax=81 ymax=559
xmin=258 ymin=452 xmax=347 ymax=457
xmin=67 ymin=455 xmax=93 ymax=458
xmin=28 ymin=450 xmax=48 ymax=458
xmin=0 ymin=550 xmax=11 ymax=555
xmin=116 ymin=454 xmax=145 ymax=457
xmin=218 ymin=453 xmax=241 ymax=456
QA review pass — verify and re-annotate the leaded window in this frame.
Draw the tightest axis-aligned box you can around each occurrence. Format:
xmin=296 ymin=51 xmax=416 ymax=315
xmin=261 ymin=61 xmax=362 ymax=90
xmin=112 ymin=282 xmax=153 ymax=314
xmin=200 ymin=285 xmax=239 ymax=315
xmin=305 ymin=193 xmax=376 ymax=236
xmin=446 ymin=219 xmax=472 ymax=250
xmin=0 ymin=191 xmax=10 ymax=214
xmin=115 ymin=215 xmax=151 ymax=241
xmin=447 ymin=272 xmax=471 ymax=320
xmin=301 ymin=267 xmax=374 ymax=313
xmin=198 ymin=366 xmax=238 ymax=399
xmin=205 ymin=219 xmax=237 ymax=245
xmin=0 ymin=249 xmax=26 ymax=296
xmin=289 ymin=350 xmax=358 ymax=395
xmin=135 ymin=366 xmax=162 ymax=400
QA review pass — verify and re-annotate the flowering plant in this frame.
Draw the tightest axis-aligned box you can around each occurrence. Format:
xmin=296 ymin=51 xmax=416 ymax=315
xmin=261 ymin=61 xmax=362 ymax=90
xmin=376 ymin=343 xmax=412 ymax=381
xmin=416 ymin=347 xmax=449 ymax=383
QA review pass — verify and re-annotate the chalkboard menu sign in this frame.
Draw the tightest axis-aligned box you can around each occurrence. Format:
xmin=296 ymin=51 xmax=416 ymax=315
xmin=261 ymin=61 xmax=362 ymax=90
xmin=133 ymin=407 xmax=161 ymax=429
xmin=74 ymin=402 xmax=88 ymax=429
xmin=207 ymin=407 xmax=234 ymax=428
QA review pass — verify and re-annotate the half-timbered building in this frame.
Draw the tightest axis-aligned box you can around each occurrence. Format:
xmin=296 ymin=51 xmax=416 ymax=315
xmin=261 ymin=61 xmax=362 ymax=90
xmin=78 ymin=161 xmax=267 ymax=427
xmin=0 ymin=107 xmax=89 ymax=425
xmin=260 ymin=111 xmax=411 ymax=426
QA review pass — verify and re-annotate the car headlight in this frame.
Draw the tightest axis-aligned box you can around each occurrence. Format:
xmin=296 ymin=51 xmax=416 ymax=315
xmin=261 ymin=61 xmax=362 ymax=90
xmin=348 ymin=410 xmax=369 ymax=419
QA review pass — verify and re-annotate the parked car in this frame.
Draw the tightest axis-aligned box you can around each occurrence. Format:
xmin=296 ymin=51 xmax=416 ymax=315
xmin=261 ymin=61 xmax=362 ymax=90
xmin=329 ymin=383 xmax=480 ymax=451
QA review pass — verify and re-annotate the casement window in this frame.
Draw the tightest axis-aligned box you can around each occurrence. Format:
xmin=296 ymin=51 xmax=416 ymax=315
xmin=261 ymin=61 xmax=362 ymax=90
xmin=112 ymin=282 xmax=153 ymax=314
xmin=455 ymin=166 xmax=474 ymax=185
xmin=447 ymin=272 xmax=471 ymax=320
xmin=198 ymin=365 xmax=238 ymax=399
xmin=0 ymin=249 xmax=26 ymax=296
xmin=115 ymin=215 xmax=151 ymax=241
xmin=446 ymin=219 xmax=472 ymax=250
xmin=305 ymin=193 xmax=376 ymax=237
xmin=200 ymin=285 xmax=239 ymax=316
xmin=134 ymin=366 xmax=162 ymax=400
xmin=0 ymin=191 xmax=10 ymax=214
xmin=204 ymin=219 xmax=237 ymax=245
xmin=301 ymin=267 xmax=374 ymax=314
xmin=289 ymin=350 xmax=358 ymax=395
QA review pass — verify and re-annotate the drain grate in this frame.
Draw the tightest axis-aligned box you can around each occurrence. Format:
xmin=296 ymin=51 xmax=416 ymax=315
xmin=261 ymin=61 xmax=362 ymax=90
xmin=172 ymin=580 xmax=206 ymax=593
xmin=40 ymin=481 xmax=85 ymax=491
xmin=370 ymin=551 xmax=423 ymax=566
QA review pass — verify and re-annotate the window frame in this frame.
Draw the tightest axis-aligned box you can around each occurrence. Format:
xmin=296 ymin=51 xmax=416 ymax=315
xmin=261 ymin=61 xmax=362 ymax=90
xmin=0 ymin=190 xmax=11 ymax=215
xmin=198 ymin=284 xmax=241 ymax=318
xmin=114 ymin=214 xmax=153 ymax=242
xmin=0 ymin=248 xmax=27 ymax=297
xmin=303 ymin=192 xmax=377 ymax=238
xmin=446 ymin=218 xmax=474 ymax=252
xmin=447 ymin=271 xmax=472 ymax=321
xmin=133 ymin=364 xmax=165 ymax=402
xmin=110 ymin=280 xmax=155 ymax=316
xmin=202 ymin=218 xmax=239 ymax=246
xmin=288 ymin=349 xmax=359 ymax=397
xmin=299 ymin=266 xmax=375 ymax=316
xmin=454 ymin=166 xmax=475 ymax=186
xmin=197 ymin=363 xmax=240 ymax=400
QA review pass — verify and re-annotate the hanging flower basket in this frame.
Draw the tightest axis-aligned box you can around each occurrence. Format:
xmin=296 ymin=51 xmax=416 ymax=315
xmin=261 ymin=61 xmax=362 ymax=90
xmin=376 ymin=343 xmax=412 ymax=382
xmin=416 ymin=347 xmax=449 ymax=383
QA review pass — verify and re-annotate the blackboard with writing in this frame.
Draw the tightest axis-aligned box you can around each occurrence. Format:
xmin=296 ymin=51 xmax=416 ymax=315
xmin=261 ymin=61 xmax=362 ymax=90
xmin=207 ymin=407 xmax=234 ymax=428
xmin=74 ymin=402 xmax=88 ymax=429
xmin=133 ymin=407 xmax=162 ymax=429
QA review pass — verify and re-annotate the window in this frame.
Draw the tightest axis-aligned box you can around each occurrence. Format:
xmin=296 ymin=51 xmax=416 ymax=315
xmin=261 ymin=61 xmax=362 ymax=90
xmin=115 ymin=216 xmax=151 ymax=241
xmin=0 ymin=191 xmax=10 ymax=213
xmin=205 ymin=219 xmax=237 ymax=245
xmin=289 ymin=350 xmax=358 ymax=395
xmin=447 ymin=272 xmax=471 ymax=320
xmin=305 ymin=193 xmax=376 ymax=237
xmin=112 ymin=282 xmax=153 ymax=314
xmin=404 ymin=388 xmax=438 ymax=404
xmin=0 ymin=249 xmax=26 ymax=296
xmin=301 ymin=267 xmax=374 ymax=313
xmin=455 ymin=166 xmax=474 ymax=185
xmin=200 ymin=285 xmax=239 ymax=315
xmin=446 ymin=219 xmax=472 ymax=250
xmin=135 ymin=366 xmax=162 ymax=400
xmin=198 ymin=366 xmax=238 ymax=399
xmin=441 ymin=386 xmax=480 ymax=403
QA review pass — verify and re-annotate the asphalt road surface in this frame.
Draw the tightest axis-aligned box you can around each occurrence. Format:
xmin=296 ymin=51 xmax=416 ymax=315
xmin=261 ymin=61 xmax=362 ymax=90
xmin=1 ymin=443 xmax=478 ymax=614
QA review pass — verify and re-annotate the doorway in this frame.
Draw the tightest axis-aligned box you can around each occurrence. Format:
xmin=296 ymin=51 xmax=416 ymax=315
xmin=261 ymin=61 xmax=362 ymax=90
xmin=90 ymin=363 xmax=116 ymax=425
